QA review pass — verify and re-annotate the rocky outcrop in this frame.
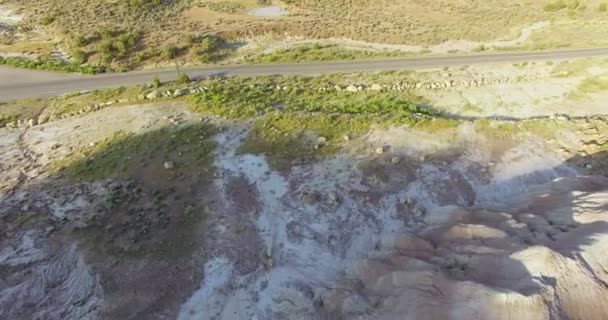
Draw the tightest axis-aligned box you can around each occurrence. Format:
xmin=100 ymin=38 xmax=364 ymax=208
xmin=0 ymin=239 xmax=103 ymax=320
xmin=320 ymin=176 xmax=608 ymax=320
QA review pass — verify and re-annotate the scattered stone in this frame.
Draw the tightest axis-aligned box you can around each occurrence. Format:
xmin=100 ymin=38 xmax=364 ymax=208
xmin=375 ymin=147 xmax=385 ymax=155
xmin=413 ymin=205 xmax=426 ymax=218
xmin=37 ymin=116 xmax=48 ymax=125
xmin=27 ymin=118 xmax=36 ymax=127
xmin=173 ymin=89 xmax=188 ymax=97
xmin=163 ymin=161 xmax=175 ymax=170
xmin=146 ymin=90 xmax=160 ymax=100
xmin=334 ymin=85 xmax=342 ymax=91
xmin=317 ymin=136 xmax=327 ymax=145
xmin=391 ymin=156 xmax=400 ymax=165
xmin=345 ymin=85 xmax=358 ymax=93
xmin=370 ymin=84 xmax=383 ymax=91
xmin=301 ymin=192 xmax=318 ymax=205
xmin=328 ymin=191 xmax=339 ymax=203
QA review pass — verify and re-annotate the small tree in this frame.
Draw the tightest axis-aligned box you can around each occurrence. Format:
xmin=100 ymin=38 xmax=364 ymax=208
xmin=152 ymin=75 xmax=161 ymax=88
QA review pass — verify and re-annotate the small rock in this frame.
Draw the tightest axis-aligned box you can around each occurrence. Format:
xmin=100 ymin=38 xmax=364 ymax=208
xmin=37 ymin=116 xmax=48 ymax=125
xmin=413 ymin=205 xmax=426 ymax=217
xmin=391 ymin=157 xmax=400 ymax=165
xmin=89 ymin=142 xmax=96 ymax=147
xmin=27 ymin=118 xmax=36 ymax=127
xmin=328 ymin=191 xmax=339 ymax=203
xmin=146 ymin=90 xmax=160 ymax=100
xmin=370 ymin=84 xmax=383 ymax=91
xmin=163 ymin=161 xmax=175 ymax=170
xmin=585 ymin=163 xmax=593 ymax=169
xmin=343 ymin=135 xmax=350 ymax=141
xmin=317 ymin=136 xmax=327 ymax=145
xmin=375 ymin=147 xmax=384 ymax=155
xmin=345 ymin=85 xmax=358 ymax=93
xmin=173 ymin=88 xmax=188 ymax=97
xmin=301 ymin=192 xmax=318 ymax=205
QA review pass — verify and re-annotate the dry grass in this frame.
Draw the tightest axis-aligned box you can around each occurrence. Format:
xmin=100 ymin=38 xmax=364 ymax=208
xmin=2 ymin=0 xmax=608 ymax=69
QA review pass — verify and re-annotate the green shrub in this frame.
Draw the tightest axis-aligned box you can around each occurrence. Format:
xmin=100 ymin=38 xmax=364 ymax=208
xmin=152 ymin=75 xmax=162 ymax=88
xmin=600 ymin=2 xmax=607 ymax=11
xmin=544 ymin=0 xmax=568 ymax=11
xmin=164 ymin=45 xmax=179 ymax=59
xmin=40 ymin=15 xmax=55 ymax=26
xmin=73 ymin=35 xmax=87 ymax=48
xmin=128 ymin=0 xmax=162 ymax=8
xmin=72 ymin=49 xmax=87 ymax=65
xmin=204 ymin=1 xmax=245 ymax=13
xmin=177 ymin=73 xmax=190 ymax=84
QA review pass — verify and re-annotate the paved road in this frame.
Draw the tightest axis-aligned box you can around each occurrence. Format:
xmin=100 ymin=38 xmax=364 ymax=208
xmin=2 ymin=48 xmax=608 ymax=101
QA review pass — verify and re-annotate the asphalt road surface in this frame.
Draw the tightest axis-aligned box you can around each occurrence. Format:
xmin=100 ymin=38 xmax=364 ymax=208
xmin=2 ymin=48 xmax=608 ymax=101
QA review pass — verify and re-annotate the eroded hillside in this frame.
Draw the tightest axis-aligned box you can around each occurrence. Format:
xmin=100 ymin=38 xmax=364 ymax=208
xmin=1 ymin=60 xmax=608 ymax=318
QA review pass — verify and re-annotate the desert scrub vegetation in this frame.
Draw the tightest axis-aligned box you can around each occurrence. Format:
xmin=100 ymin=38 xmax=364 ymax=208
xmin=189 ymin=76 xmax=432 ymax=119
xmin=187 ymin=74 xmax=436 ymax=170
xmin=568 ymin=74 xmax=608 ymax=99
xmin=239 ymin=113 xmax=373 ymax=171
xmin=200 ymin=1 xmax=245 ymax=13
xmin=0 ymin=56 xmax=105 ymax=74
xmin=243 ymin=44 xmax=408 ymax=64
xmin=222 ymin=0 xmax=550 ymax=45
xmin=59 ymin=123 xmax=216 ymax=260
xmin=551 ymin=58 xmax=608 ymax=77
xmin=56 ymin=124 xmax=216 ymax=181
